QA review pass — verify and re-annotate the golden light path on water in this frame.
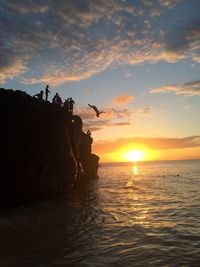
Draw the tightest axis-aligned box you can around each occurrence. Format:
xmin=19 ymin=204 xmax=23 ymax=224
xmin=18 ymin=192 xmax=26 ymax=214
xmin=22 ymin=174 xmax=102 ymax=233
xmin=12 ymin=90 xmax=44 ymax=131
xmin=132 ymin=164 xmax=139 ymax=175
xmin=122 ymin=161 xmax=181 ymax=229
xmin=0 ymin=161 xmax=199 ymax=266
xmin=126 ymin=163 xmax=149 ymax=228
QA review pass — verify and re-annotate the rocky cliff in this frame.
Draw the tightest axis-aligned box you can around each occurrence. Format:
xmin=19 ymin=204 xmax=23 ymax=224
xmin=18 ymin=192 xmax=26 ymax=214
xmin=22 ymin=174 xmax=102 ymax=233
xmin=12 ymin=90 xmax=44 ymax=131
xmin=0 ymin=88 xmax=99 ymax=207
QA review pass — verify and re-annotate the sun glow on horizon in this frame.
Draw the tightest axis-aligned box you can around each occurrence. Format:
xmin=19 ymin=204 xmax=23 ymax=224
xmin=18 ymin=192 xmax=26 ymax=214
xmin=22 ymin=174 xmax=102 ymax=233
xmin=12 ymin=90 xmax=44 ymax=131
xmin=124 ymin=150 xmax=145 ymax=162
xmin=96 ymin=146 xmax=162 ymax=162
xmin=94 ymin=142 xmax=200 ymax=163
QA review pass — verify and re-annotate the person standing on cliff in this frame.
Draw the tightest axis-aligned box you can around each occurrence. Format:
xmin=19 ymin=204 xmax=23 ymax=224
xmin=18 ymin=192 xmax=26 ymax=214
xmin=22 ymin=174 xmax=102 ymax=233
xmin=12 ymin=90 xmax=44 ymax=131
xmin=69 ymin=97 xmax=75 ymax=114
xmin=45 ymin=85 xmax=50 ymax=101
xmin=87 ymin=130 xmax=93 ymax=148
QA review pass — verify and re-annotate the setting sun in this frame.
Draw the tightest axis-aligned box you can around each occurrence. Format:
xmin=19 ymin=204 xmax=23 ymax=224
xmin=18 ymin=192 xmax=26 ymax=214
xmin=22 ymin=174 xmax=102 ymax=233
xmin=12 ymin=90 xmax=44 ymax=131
xmin=124 ymin=150 xmax=145 ymax=162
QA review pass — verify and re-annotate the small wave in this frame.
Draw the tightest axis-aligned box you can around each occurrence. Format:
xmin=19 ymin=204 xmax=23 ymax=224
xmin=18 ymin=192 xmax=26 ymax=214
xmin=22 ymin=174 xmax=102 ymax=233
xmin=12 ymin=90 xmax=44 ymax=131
xmin=124 ymin=181 xmax=139 ymax=190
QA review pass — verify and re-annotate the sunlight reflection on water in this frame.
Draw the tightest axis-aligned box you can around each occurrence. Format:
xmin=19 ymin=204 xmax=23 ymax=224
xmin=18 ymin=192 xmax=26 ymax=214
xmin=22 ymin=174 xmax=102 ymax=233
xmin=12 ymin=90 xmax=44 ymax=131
xmin=0 ymin=160 xmax=200 ymax=266
xmin=96 ymin=161 xmax=200 ymax=265
xmin=132 ymin=164 xmax=139 ymax=175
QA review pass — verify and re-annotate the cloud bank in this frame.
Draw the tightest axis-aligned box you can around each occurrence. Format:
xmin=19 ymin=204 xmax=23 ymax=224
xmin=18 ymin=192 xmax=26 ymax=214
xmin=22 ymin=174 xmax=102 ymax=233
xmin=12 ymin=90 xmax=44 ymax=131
xmin=93 ymin=136 xmax=200 ymax=152
xmin=150 ymin=80 xmax=200 ymax=96
xmin=0 ymin=0 xmax=200 ymax=84
xmin=75 ymin=93 xmax=154 ymax=131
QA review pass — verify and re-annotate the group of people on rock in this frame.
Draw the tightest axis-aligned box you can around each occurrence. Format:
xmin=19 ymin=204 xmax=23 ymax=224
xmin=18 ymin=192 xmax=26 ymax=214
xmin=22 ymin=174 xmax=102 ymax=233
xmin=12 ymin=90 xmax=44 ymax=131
xmin=52 ymin=92 xmax=62 ymax=106
xmin=33 ymin=85 xmax=75 ymax=114
xmin=63 ymin=98 xmax=75 ymax=114
xmin=33 ymin=85 xmax=50 ymax=101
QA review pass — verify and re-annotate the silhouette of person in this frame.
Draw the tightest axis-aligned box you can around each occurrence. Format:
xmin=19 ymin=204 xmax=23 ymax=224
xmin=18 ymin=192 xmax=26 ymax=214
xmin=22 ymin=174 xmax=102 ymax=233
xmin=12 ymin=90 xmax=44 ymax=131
xmin=68 ymin=97 xmax=75 ymax=114
xmin=87 ymin=130 xmax=91 ymax=136
xmin=87 ymin=130 xmax=93 ymax=145
xmin=63 ymin=98 xmax=69 ymax=112
xmin=33 ymin=90 xmax=43 ymax=101
xmin=45 ymin=85 xmax=50 ymax=101
xmin=57 ymin=93 xmax=62 ymax=106
xmin=52 ymin=95 xmax=56 ymax=104
xmin=52 ymin=93 xmax=62 ymax=106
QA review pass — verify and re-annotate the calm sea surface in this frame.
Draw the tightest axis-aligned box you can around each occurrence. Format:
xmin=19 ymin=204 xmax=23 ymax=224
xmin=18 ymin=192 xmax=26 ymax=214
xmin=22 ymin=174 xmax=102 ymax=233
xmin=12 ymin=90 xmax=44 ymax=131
xmin=0 ymin=160 xmax=200 ymax=266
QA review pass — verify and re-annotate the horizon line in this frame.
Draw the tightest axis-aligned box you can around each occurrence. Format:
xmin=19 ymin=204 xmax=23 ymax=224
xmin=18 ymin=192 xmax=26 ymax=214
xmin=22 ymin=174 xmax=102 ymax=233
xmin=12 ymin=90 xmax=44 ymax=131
xmin=100 ymin=158 xmax=200 ymax=164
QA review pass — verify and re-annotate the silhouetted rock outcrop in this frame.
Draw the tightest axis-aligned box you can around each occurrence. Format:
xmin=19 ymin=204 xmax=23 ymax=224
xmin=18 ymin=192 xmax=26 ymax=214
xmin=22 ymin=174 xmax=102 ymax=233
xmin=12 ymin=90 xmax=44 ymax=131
xmin=0 ymin=88 xmax=99 ymax=207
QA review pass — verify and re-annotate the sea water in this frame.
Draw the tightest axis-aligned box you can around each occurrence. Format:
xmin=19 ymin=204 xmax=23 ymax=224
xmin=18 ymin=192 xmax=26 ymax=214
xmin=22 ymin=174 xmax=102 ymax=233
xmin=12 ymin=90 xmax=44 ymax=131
xmin=0 ymin=160 xmax=200 ymax=266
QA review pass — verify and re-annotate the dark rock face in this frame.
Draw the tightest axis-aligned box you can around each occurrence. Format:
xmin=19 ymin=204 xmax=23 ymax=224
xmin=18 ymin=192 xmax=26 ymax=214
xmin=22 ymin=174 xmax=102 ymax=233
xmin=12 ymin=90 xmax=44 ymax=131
xmin=80 ymin=132 xmax=99 ymax=177
xmin=0 ymin=89 xmax=99 ymax=206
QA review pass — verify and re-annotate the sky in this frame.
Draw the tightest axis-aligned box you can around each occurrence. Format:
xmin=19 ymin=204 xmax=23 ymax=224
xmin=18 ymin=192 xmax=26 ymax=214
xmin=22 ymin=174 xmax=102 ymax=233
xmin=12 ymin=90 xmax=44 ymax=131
xmin=1 ymin=0 xmax=200 ymax=162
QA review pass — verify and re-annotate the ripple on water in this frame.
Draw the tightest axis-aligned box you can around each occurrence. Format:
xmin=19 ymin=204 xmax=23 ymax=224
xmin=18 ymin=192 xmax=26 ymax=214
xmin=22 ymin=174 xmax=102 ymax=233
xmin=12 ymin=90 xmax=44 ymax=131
xmin=0 ymin=160 xmax=200 ymax=266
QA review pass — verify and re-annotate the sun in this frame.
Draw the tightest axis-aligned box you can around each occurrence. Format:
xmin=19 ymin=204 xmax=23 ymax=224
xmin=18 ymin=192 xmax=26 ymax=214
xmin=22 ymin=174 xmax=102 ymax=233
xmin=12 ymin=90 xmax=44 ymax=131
xmin=124 ymin=150 xmax=144 ymax=162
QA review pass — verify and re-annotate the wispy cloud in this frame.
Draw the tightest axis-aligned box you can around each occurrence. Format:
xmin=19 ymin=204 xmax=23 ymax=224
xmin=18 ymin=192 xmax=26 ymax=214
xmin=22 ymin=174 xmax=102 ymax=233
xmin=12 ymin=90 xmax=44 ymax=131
xmin=75 ymin=104 xmax=134 ymax=131
xmin=82 ymin=88 xmax=93 ymax=95
xmin=150 ymin=80 xmax=200 ymax=96
xmin=193 ymin=55 xmax=200 ymax=63
xmin=75 ymin=95 xmax=154 ymax=132
xmin=0 ymin=0 xmax=199 ymax=85
xmin=159 ymin=0 xmax=179 ymax=8
xmin=83 ymin=120 xmax=131 ymax=132
xmin=108 ymin=93 xmax=135 ymax=108
xmin=138 ymin=106 xmax=154 ymax=116
xmin=93 ymin=136 xmax=200 ymax=152
xmin=9 ymin=2 xmax=49 ymax=14
xmin=0 ymin=55 xmax=28 ymax=84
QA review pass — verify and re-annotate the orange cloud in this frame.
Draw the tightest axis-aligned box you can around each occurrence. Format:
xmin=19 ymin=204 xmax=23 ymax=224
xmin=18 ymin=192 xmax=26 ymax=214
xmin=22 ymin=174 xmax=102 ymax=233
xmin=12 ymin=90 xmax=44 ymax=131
xmin=0 ymin=0 xmax=194 ymax=85
xmin=0 ymin=58 xmax=27 ymax=84
xmin=109 ymin=93 xmax=135 ymax=107
xmin=75 ymin=101 xmax=154 ymax=132
xmin=2 ymin=0 xmax=198 ymax=85
xmin=83 ymin=120 xmax=130 ymax=132
xmin=150 ymin=80 xmax=200 ymax=96
xmin=93 ymin=136 xmax=200 ymax=153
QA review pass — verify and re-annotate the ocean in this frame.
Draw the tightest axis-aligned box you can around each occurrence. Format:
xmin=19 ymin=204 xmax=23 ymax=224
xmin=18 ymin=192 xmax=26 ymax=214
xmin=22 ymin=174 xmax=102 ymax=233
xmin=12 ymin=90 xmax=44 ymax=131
xmin=0 ymin=160 xmax=200 ymax=266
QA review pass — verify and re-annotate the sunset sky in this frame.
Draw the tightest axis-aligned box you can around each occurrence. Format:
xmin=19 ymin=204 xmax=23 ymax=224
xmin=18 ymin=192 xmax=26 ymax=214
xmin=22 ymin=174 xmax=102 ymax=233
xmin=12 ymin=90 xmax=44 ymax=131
xmin=1 ymin=0 xmax=200 ymax=162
